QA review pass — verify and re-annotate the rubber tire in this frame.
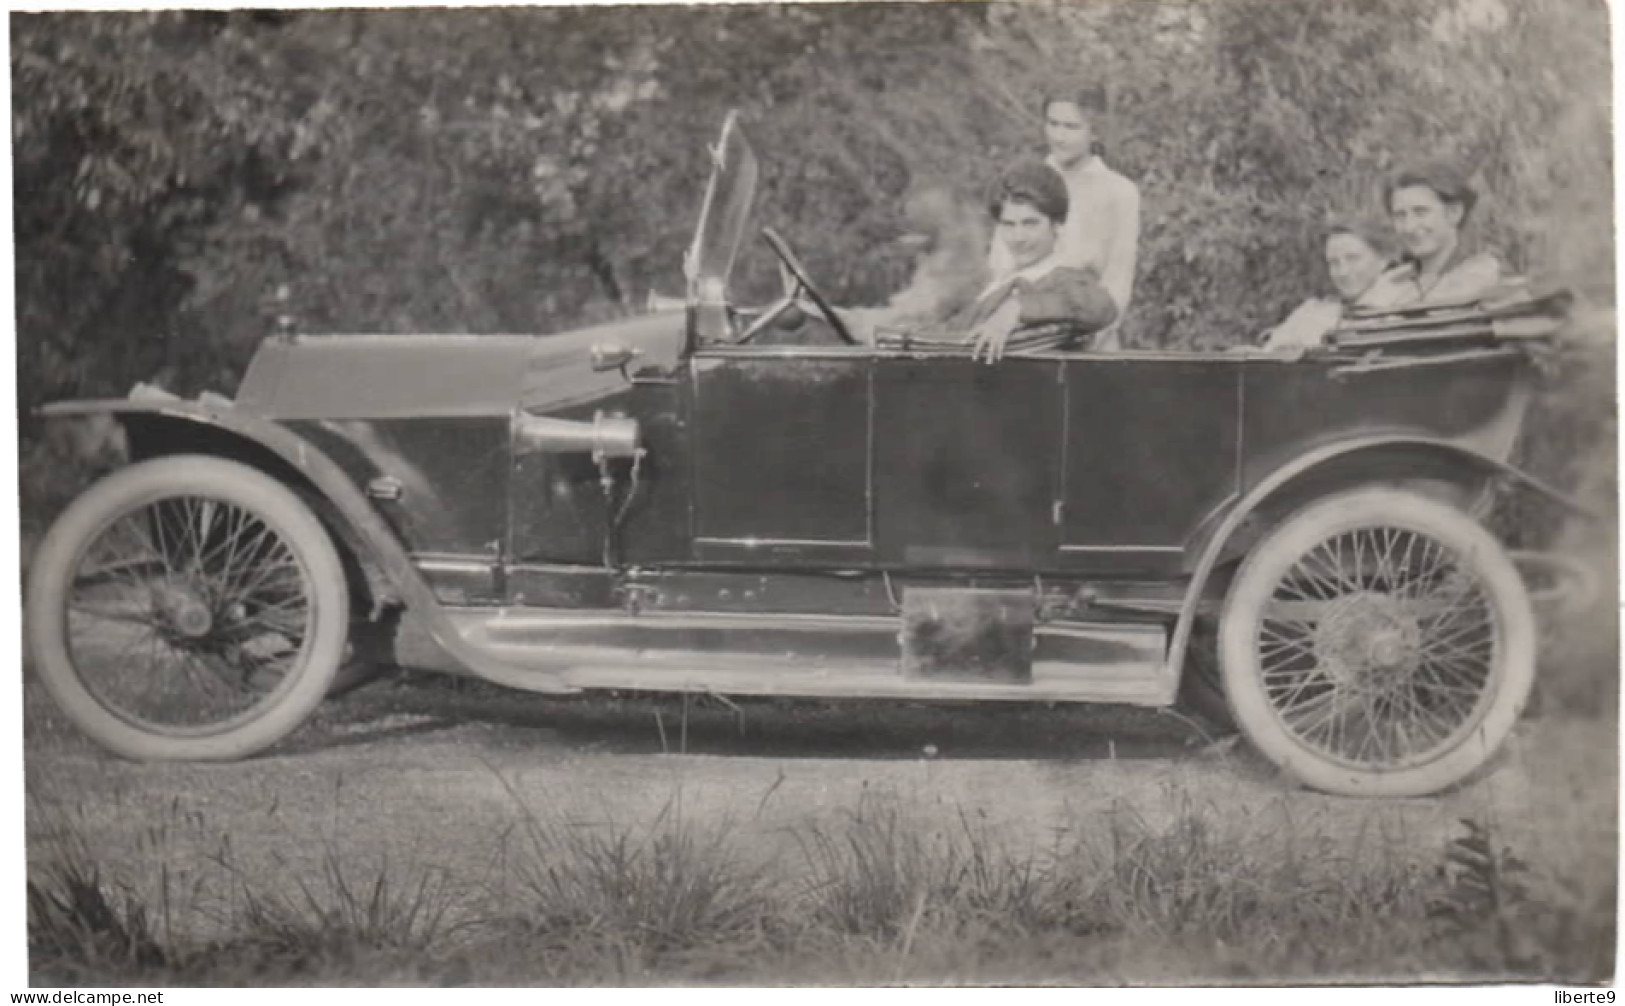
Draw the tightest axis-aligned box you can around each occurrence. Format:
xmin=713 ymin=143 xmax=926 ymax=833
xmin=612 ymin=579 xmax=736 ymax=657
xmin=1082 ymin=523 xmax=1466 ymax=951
xmin=1218 ymin=487 xmax=1535 ymax=798
xmin=26 ymin=455 xmax=349 ymax=761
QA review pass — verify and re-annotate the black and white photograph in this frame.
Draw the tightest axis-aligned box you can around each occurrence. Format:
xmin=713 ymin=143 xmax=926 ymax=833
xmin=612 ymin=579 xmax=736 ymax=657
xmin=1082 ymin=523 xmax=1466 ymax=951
xmin=10 ymin=0 xmax=1618 ymax=987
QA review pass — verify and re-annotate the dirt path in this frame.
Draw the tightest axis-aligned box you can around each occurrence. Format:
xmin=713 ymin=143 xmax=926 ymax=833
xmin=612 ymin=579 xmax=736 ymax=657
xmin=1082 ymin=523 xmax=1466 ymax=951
xmin=25 ymin=668 xmax=1614 ymax=956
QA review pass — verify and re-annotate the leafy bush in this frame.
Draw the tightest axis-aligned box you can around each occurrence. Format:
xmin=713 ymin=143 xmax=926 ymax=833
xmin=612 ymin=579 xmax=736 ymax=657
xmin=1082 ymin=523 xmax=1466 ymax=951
xmin=15 ymin=3 xmax=1613 ymax=554
xmin=15 ymin=2 xmax=1612 ymax=374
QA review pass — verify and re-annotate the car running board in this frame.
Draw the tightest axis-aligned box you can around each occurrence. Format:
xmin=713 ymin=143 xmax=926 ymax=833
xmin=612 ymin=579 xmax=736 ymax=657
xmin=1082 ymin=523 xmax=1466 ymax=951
xmin=445 ymin=608 xmax=1178 ymax=706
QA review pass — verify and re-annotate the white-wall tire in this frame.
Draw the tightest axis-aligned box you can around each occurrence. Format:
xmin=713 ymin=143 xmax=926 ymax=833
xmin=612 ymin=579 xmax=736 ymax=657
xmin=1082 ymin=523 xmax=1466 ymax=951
xmin=1219 ymin=487 xmax=1535 ymax=797
xmin=25 ymin=456 xmax=349 ymax=760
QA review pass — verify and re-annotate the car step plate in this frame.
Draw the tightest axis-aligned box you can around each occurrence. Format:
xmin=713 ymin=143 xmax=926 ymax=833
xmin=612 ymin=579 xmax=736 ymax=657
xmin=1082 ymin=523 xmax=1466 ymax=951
xmin=900 ymin=587 xmax=1034 ymax=684
xmin=452 ymin=607 xmax=1176 ymax=705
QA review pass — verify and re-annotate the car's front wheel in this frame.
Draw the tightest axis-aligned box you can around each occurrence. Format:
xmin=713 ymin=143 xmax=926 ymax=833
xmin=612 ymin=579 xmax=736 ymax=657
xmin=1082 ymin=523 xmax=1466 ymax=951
xmin=26 ymin=455 xmax=349 ymax=760
xmin=1218 ymin=487 xmax=1535 ymax=797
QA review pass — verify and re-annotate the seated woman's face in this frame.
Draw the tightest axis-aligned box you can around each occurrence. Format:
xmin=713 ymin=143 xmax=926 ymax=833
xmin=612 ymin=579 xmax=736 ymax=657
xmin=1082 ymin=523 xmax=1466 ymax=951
xmin=1391 ymin=184 xmax=1465 ymax=262
xmin=1324 ymin=232 xmax=1386 ymax=302
xmin=996 ymin=199 xmax=1060 ymax=270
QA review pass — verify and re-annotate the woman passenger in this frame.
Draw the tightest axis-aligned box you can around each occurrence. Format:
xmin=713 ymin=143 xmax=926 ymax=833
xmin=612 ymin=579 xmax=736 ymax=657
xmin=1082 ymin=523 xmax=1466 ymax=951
xmin=1262 ymin=221 xmax=1402 ymax=349
xmin=990 ymin=83 xmax=1141 ymax=347
xmin=1374 ymin=164 xmax=1503 ymax=305
xmin=955 ymin=160 xmax=1118 ymax=362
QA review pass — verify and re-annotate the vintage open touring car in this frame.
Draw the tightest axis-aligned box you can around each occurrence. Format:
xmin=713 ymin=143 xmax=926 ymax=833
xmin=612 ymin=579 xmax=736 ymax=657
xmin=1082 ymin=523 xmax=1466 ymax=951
xmin=26 ymin=112 xmax=1585 ymax=796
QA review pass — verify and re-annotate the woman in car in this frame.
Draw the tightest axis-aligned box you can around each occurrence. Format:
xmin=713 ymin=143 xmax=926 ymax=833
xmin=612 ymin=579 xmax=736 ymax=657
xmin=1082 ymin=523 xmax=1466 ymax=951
xmin=1374 ymin=163 xmax=1503 ymax=305
xmin=989 ymin=83 xmax=1141 ymax=345
xmin=1262 ymin=220 xmax=1404 ymax=349
xmin=957 ymin=159 xmax=1119 ymax=362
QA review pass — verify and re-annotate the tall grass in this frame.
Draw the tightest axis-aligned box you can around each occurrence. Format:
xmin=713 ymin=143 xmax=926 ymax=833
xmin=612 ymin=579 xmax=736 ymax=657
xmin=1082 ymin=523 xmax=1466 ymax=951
xmin=516 ymin=806 xmax=775 ymax=950
xmin=27 ymin=854 xmax=169 ymax=981
xmin=217 ymin=848 xmax=466 ymax=974
xmin=27 ymin=781 xmax=1614 ymax=986
xmin=782 ymin=785 xmax=1450 ymax=983
xmin=483 ymin=770 xmax=779 ymax=981
xmin=793 ymin=791 xmax=1079 ymax=942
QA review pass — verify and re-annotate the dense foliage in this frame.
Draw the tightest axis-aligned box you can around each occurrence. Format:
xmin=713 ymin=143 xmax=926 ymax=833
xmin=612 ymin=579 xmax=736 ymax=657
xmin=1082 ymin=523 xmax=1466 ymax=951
xmin=12 ymin=0 xmax=1615 ymax=505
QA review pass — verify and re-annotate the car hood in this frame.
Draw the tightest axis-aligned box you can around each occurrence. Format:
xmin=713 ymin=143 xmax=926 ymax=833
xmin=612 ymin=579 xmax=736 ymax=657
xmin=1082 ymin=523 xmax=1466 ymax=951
xmin=236 ymin=311 xmax=687 ymax=420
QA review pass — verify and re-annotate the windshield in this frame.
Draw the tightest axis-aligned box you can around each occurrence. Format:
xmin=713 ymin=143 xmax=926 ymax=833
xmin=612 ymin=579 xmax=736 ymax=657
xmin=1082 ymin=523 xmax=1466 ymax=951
xmin=685 ymin=111 xmax=758 ymax=339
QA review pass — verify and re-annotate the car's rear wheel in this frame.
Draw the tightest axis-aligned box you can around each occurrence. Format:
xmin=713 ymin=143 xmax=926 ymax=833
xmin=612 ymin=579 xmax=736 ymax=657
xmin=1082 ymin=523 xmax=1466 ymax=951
xmin=26 ymin=456 xmax=349 ymax=760
xmin=1218 ymin=487 xmax=1534 ymax=797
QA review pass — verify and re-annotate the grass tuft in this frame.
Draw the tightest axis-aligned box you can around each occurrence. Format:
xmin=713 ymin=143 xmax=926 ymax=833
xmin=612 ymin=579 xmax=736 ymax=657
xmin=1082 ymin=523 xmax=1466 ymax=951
xmin=794 ymin=790 xmax=1078 ymax=943
xmin=27 ymin=852 xmax=168 ymax=980
xmin=493 ymin=774 xmax=777 ymax=971
xmin=201 ymin=844 xmax=468 ymax=979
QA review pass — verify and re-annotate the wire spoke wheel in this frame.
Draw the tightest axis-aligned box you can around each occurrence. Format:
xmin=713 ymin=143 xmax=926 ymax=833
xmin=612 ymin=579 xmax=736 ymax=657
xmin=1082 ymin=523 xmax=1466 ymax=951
xmin=66 ymin=496 xmax=313 ymax=729
xmin=1219 ymin=488 xmax=1534 ymax=797
xmin=1259 ymin=526 xmax=1496 ymax=768
xmin=27 ymin=456 xmax=349 ymax=761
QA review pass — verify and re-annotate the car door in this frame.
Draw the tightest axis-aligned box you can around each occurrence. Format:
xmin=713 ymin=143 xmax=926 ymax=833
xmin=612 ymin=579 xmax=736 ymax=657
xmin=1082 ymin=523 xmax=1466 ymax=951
xmin=688 ymin=344 xmax=875 ymax=565
xmin=870 ymin=353 xmax=1063 ymax=570
xmin=1057 ymin=354 xmax=1242 ymax=575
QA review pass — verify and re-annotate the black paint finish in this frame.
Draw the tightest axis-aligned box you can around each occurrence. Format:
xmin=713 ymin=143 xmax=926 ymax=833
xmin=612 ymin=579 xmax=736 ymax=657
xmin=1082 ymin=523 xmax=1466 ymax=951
xmin=874 ymin=357 xmax=1061 ymax=570
xmin=1061 ymin=358 xmax=1240 ymax=552
xmin=690 ymin=354 xmax=871 ymax=547
xmin=290 ymin=416 xmax=510 ymax=560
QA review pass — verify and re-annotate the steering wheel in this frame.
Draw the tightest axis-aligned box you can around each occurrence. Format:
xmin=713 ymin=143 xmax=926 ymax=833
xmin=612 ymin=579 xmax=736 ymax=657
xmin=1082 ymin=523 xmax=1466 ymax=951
xmin=737 ymin=227 xmax=858 ymax=345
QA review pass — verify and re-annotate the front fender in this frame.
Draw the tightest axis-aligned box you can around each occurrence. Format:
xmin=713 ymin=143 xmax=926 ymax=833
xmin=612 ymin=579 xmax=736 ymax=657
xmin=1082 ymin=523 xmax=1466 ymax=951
xmin=1166 ymin=433 xmax=1592 ymax=682
xmin=39 ymin=397 xmax=578 ymax=694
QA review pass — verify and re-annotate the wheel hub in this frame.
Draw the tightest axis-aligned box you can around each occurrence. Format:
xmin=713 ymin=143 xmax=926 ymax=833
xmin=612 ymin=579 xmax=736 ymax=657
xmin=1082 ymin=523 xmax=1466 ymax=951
xmin=151 ymin=581 xmax=213 ymax=638
xmin=1314 ymin=591 xmax=1420 ymax=692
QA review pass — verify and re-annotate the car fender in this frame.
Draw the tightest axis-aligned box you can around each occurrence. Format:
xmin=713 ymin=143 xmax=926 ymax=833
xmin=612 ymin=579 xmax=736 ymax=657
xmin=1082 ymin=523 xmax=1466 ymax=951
xmin=1167 ymin=432 xmax=1592 ymax=681
xmin=39 ymin=398 xmax=579 ymax=694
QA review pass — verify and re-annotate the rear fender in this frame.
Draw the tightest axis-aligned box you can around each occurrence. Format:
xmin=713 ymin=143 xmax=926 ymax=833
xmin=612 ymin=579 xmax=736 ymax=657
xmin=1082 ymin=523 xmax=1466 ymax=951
xmin=1168 ymin=434 xmax=1592 ymax=681
xmin=40 ymin=399 xmax=577 ymax=694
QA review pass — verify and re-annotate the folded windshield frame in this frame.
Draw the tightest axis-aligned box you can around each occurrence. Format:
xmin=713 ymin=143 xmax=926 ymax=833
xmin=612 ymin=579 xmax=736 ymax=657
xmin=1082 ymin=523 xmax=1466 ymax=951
xmin=684 ymin=110 xmax=759 ymax=347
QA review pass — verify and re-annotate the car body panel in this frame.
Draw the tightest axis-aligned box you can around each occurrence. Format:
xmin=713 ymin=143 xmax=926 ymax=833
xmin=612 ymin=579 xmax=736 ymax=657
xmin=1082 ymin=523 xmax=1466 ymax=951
xmin=872 ymin=355 xmax=1060 ymax=570
xmin=238 ymin=334 xmax=536 ymax=419
xmin=239 ymin=312 xmax=686 ymax=422
xmin=288 ymin=416 xmax=511 ymax=569
xmin=238 ymin=329 xmax=1530 ymax=590
xmin=592 ymin=341 xmax=1532 ymax=584
xmin=1060 ymin=357 xmax=1240 ymax=570
xmin=1239 ymin=352 xmax=1527 ymax=487
xmin=691 ymin=353 xmax=871 ymax=551
xmin=232 ymin=311 xmax=688 ymax=581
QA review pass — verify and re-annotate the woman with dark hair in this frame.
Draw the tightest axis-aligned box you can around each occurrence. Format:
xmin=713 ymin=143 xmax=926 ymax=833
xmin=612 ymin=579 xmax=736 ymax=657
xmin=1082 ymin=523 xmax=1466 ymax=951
xmin=1376 ymin=163 xmax=1503 ymax=304
xmin=843 ymin=161 xmax=1115 ymax=357
xmin=1262 ymin=220 xmax=1403 ymax=348
xmin=989 ymin=82 xmax=1141 ymax=341
xmin=954 ymin=159 xmax=1118 ymax=361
